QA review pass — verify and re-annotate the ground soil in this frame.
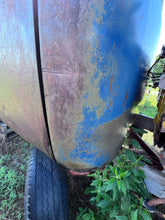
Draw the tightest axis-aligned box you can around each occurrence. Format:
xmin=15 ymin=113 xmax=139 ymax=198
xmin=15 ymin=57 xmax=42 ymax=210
xmin=67 ymin=174 xmax=93 ymax=219
xmin=1 ymin=136 xmax=165 ymax=219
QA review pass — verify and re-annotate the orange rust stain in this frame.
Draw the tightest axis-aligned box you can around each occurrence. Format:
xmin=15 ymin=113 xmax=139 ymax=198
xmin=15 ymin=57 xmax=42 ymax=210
xmin=123 ymin=89 xmax=128 ymax=110
xmin=109 ymin=100 xmax=114 ymax=111
xmin=109 ymin=76 xmax=114 ymax=111
xmin=109 ymin=76 xmax=113 ymax=96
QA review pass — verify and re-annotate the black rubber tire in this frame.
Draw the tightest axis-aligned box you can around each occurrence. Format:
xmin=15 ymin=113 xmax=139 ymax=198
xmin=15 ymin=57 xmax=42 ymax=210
xmin=24 ymin=147 xmax=68 ymax=220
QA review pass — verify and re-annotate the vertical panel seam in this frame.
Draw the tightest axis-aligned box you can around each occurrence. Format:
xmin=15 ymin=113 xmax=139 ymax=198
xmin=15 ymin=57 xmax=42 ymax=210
xmin=33 ymin=0 xmax=55 ymax=159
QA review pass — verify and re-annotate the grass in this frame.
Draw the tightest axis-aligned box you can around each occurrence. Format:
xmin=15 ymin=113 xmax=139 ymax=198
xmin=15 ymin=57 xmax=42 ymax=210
xmin=132 ymin=85 xmax=159 ymax=147
xmin=133 ymin=84 xmax=160 ymax=148
xmin=132 ymin=86 xmax=158 ymax=118
xmin=0 ymin=137 xmax=32 ymax=220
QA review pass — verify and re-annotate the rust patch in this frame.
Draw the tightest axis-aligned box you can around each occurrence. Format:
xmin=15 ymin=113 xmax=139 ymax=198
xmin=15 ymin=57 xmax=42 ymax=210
xmin=43 ymin=128 xmax=54 ymax=158
xmin=109 ymin=76 xmax=113 ymax=96
xmin=123 ymin=89 xmax=128 ymax=110
xmin=109 ymin=76 xmax=117 ymax=111
xmin=44 ymin=71 xmax=84 ymax=140
xmin=0 ymin=0 xmax=52 ymax=159
xmin=39 ymin=0 xmax=119 ymax=169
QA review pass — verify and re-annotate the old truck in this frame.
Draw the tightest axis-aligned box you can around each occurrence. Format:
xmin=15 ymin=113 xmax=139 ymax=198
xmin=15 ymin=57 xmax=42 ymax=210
xmin=0 ymin=0 xmax=164 ymax=219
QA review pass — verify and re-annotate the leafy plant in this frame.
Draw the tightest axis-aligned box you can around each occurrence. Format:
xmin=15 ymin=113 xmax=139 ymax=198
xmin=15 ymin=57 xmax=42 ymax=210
xmin=76 ymin=149 xmax=151 ymax=220
xmin=0 ymin=161 xmax=25 ymax=218
xmin=0 ymin=139 xmax=32 ymax=219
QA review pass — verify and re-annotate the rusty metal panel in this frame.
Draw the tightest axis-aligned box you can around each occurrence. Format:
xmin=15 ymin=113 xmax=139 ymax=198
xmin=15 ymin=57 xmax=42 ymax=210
xmin=0 ymin=0 xmax=52 ymax=158
xmin=38 ymin=0 xmax=163 ymax=169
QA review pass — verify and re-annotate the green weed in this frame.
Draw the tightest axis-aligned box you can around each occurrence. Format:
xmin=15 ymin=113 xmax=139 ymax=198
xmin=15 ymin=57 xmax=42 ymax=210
xmin=0 ymin=161 xmax=24 ymax=218
xmin=76 ymin=149 xmax=152 ymax=220
xmin=0 ymin=140 xmax=32 ymax=220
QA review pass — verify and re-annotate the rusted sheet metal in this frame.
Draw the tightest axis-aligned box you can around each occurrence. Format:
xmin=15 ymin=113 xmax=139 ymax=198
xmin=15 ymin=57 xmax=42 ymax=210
xmin=38 ymin=0 xmax=163 ymax=170
xmin=0 ymin=0 xmax=52 ymax=158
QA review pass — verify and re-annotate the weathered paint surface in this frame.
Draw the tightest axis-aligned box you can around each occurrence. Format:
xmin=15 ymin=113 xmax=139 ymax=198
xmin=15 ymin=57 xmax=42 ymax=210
xmin=0 ymin=0 xmax=163 ymax=170
xmin=38 ymin=0 xmax=163 ymax=169
xmin=0 ymin=0 xmax=53 ymax=158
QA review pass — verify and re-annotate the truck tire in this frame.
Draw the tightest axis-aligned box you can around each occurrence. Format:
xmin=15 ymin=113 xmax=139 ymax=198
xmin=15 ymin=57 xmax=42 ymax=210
xmin=24 ymin=147 xmax=68 ymax=220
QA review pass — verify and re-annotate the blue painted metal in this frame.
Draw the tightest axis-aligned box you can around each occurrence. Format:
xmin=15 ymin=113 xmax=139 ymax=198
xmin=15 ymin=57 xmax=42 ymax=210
xmin=38 ymin=0 xmax=164 ymax=170
xmin=0 ymin=0 xmax=163 ymax=170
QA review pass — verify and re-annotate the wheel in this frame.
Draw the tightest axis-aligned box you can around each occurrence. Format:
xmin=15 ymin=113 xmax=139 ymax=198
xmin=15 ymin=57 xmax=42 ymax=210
xmin=24 ymin=147 xmax=68 ymax=220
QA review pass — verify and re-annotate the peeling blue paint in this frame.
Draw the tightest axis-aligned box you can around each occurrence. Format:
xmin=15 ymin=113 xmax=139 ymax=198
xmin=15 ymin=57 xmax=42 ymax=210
xmin=69 ymin=0 xmax=163 ymax=168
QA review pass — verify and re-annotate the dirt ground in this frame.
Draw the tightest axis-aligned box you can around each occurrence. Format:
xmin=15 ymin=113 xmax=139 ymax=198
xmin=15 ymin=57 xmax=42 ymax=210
xmin=1 ymin=136 xmax=165 ymax=219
